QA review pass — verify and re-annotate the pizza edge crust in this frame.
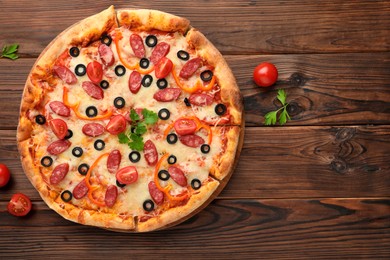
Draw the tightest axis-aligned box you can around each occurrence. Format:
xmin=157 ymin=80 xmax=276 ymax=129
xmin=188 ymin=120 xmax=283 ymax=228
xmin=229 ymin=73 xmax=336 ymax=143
xmin=136 ymin=179 xmax=219 ymax=232
xmin=210 ymin=126 xmax=242 ymax=180
xmin=186 ymin=29 xmax=243 ymax=125
xmin=116 ymin=8 xmax=191 ymax=33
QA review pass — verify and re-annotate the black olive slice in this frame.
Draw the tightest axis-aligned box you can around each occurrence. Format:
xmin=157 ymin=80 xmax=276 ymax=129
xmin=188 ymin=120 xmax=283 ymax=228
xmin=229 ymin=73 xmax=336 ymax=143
xmin=158 ymin=170 xmax=170 ymax=181
xmin=129 ymin=151 xmax=141 ymax=163
xmin=72 ymin=147 xmax=83 ymax=157
xmin=116 ymin=180 xmax=126 ymax=188
xmin=61 ymin=190 xmax=73 ymax=202
xmin=184 ymin=97 xmax=191 ymax=107
xmin=94 ymin=140 xmax=105 ymax=151
xmin=139 ymin=58 xmax=150 ymax=69
xmin=157 ymin=78 xmax=168 ymax=89
xmin=145 ymin=35 xmax=157 ymax=47
xmin=177 ymin=50 xmax=190 ymax=61
xmin=35 ymin=115 xmax=46 ymax=125
xmin=201 ymin=144 xmax=210 ymax=154
xmin=130 ymin=126 xmax=136 ymax=134
xmin=114 ymin=97 xmax=126 ymax=109
xmin=167 ymin=133 xmax=178 ymax=144
xmin=101 ymin=34 xmax=112 ymax=46
xmin=74 ymin=64 xmax=86 ymax=76
xmin=65 ymin=129 xmax=73 ymax=140
xmin=86 ymin=106 xmax=98 ymax=118
xmin=143 ymin=199 xmax=155 ymax=212
xmin=100 ymin=80 xmax=109 ymax=89
xmin=142 ymin=75 xmax=153 ymax=87
xmin=215 ymin=103 xmax=227 ymax=116
xmin=41 ymin=156 xmax=53 ymax=167
xmin=200 ymin=70 xmax=213 ymax=82
xmin=167 ymin=155 xmax=177 ymax=165
xmin=69 ymin=47 xmax=80 ymax=57
xmin=78 ymin=163 xmax=90 ymax=175
xmin=158 ymin=108 xmax=170 ymax=120
xmin=191 ymin=179 xmax=202 ymax=190
xmin=115 ymin=65 xmax=126 ymax=76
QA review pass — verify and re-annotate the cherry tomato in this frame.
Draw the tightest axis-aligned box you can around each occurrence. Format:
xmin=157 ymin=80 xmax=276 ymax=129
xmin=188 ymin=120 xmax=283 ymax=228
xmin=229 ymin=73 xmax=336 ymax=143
xmin=174 ymin=118 xmax=198 ymax=136
xmin=154 ymin=57 xmax=173 ymax=79
xmin=49 ymin=118 xmax=68 ymax=139
xmin=7 ymin=193 xmax=32 ymax=217
xmin=253 ymin=62 xmax=278 ymax=87
xmin=116 ymin=166 xmax=138 ymax=184
xmin=87 ymin=61 xmax=103 ymax=84
xmin=105 ymin=115 xmax=127 ymax=135
xmin=0 ymin=163 xmax=11 ymax=188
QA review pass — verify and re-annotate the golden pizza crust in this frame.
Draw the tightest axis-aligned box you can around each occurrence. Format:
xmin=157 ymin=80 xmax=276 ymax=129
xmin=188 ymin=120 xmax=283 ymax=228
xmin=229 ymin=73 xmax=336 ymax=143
xmin=117 ymin=9 xmax=190 ymax=33
xmin=210 ymin=126 xmax=242 ymax=180
xmin=17 ymin=6 xmax=243 ymax=232
xmin=136 ymin=179 xmax=219 ymax=232
xmin=186 ymin=29 xmax=243 ymax=125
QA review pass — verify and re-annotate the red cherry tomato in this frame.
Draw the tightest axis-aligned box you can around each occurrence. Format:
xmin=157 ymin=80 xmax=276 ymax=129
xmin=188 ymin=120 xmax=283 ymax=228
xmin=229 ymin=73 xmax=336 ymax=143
xmin=116 ymin=166 xmax=138 ymax=184
xmin=253 ymin=62 xmax=278 ymax=87
xmin=105 ymin=115 xmax=127 ymax=135
xmin=0 ymin=163 xmax=11 ymax=188
xmin=7 ymin=193 xmax=32 ymax=217
xmin=154 ymin=57 xmax=173 ymax=79
xmin=87 ymin=61 xmax=103 ymax=84
xmin=174 ymin=118 xmax=198 ymax=136
xmin=49 ymin=118 xmax=68 ymax=139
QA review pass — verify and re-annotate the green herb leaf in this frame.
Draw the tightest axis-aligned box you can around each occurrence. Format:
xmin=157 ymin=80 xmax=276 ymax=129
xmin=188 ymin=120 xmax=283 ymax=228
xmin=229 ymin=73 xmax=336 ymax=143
xmin=279 ymin=108 xmax=288 ymax=125
xmin=264 ymin=89 xmax=291 ymax=126
xmin=130 ymin=109 xmax=140 ymax=122
xmin=1 ymin=44 xmax=19 ymax=60
xmin=134 ymin=122 xmax=147 ymax=135
xmin=277 ymin=89 xmax=286 ymax=105
xmin=128 ymin=133 xmax=144 ymax=151
xmin=142 ymin=108 xmax=158 ymax=125
xmin=118 ymin=132 xmax=130 ymax=144
xmin=264 ymin=110 xmax=278 ymax=125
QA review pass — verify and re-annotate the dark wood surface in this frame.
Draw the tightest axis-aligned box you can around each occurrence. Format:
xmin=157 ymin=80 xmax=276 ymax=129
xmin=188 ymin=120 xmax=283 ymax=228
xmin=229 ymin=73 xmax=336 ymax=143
xmin=0 ymin=0 xmax=389 ymax=259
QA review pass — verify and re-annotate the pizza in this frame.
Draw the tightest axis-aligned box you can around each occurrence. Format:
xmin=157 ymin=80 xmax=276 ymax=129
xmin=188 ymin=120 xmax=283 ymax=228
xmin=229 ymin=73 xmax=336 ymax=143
xmin=17 ymin=6 xmax=243 ymax=232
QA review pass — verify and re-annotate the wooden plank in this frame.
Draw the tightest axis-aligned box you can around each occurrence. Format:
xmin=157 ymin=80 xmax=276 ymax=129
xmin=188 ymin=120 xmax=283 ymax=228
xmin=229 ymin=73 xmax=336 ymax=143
xmin=0 ymin=198 xmax=389 ymax=258
xmin=1 ymin=125 xmax=389 ymax=200
xmin=1 ymin=52 xmax=389 ymax=128
xmin=0 ymin=0 xmax=388 ymax=56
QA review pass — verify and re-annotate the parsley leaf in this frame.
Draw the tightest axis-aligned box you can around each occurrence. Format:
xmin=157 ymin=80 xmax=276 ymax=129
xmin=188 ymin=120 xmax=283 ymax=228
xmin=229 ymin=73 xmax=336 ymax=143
xmin=277 ymin=89 xmax=286 ymax=105
xmin=142 ymin=108 xmax=158 ymax=125
xmin=118 ymin=132 xmax=130 ymax=144
xmin=130 ymin=109 xmax=140 ymax=121
xmin=264 ymin=89 xmax=291 ymax=126
xmin=1 ymin=44 xmax=19 ymax=60
xmin=264 ymin=110 xmax=278 ymax=126
xmin=128 ymin=133 xmax=144 ymax=151
xmin=134 ymin=122 xmax=147 ymax=135
xmin=118 ymin=108 xmax=158 ymax=151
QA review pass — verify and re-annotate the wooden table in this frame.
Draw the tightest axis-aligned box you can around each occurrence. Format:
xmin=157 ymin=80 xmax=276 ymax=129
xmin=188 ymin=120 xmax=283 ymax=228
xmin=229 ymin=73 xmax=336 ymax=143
xmin=1 ymin=1 xmax=389 ymax=258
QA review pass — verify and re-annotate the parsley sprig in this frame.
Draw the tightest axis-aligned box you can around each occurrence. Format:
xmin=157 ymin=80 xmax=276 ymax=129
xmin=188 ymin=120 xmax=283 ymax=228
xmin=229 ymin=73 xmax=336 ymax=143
xmin=118 ymin=108 xmax=158 ymax=151
xmin=1 ymin=44 xmax=19 ymax=60
xmin=264 ymin=89 xmax=291 ymax=125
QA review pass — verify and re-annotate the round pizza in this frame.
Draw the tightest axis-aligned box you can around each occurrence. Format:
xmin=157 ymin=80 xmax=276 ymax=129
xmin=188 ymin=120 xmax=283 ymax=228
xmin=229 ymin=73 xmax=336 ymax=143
xmin=17 ymin=6 xmax=243 ymax=232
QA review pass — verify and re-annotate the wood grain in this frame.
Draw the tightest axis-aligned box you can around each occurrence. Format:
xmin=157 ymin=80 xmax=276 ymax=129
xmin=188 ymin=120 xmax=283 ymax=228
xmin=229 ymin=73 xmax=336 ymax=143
xmin=2 ymin=125 xmax=388 ymax=199
xmin=1 ymin=52 xmax=389 ymax=128
xmin=0 ymin=0 xmax=388 ymax=56
xmin=0 ymin=198 xmax=389 ymax=258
